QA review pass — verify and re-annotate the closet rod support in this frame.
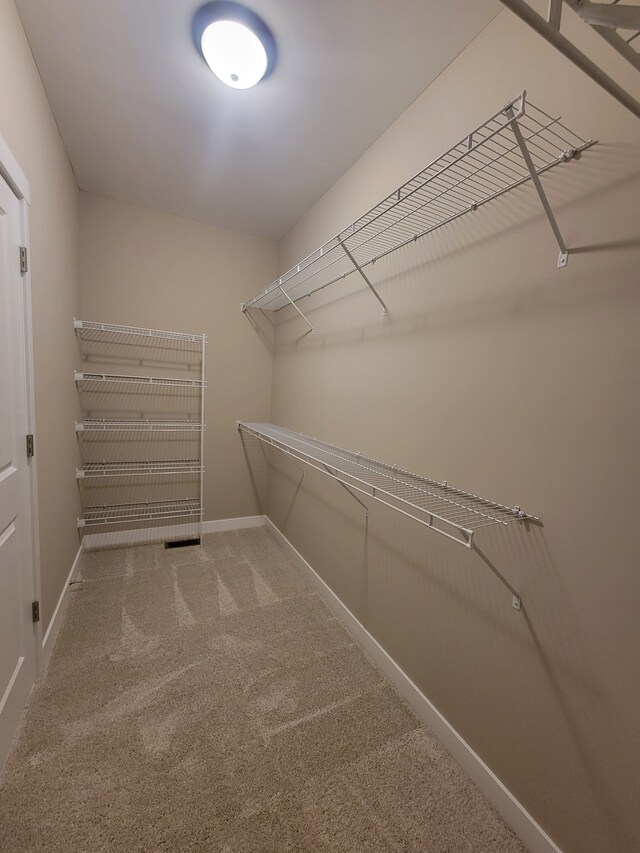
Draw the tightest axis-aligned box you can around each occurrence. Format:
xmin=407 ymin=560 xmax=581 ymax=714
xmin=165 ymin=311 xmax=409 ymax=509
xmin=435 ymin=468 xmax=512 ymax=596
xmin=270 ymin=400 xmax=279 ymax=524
xmin=505 ymin=103 xmax=569 ymax=268
xmin=338 ymin=239 xmax=388 ymax=315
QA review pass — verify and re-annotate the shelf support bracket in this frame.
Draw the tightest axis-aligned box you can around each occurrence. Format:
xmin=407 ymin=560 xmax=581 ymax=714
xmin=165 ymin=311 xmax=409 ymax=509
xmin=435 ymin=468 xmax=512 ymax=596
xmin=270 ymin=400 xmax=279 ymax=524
xmin=322 ymin=462 xmax=369 ymax=518
xmin=279 ymin=286 xmax=314 ymax=333
xmin=338 ymin=239 xmax=388 ymax=315
xmin=505 ymin=106 xmax=569 ymax=268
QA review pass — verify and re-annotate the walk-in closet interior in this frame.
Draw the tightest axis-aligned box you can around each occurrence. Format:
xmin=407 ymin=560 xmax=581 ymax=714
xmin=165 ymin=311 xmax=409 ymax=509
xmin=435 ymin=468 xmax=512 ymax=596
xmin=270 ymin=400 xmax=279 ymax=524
xmin=1 ymin=1 xmax=639 ymax=851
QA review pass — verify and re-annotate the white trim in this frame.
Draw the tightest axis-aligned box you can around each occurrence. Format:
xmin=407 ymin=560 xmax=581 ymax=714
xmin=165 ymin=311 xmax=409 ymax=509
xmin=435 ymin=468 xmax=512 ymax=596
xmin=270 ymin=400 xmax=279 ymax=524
xmin=40 ymin=543 xmax=84 ymax=668
xmin=202 ymin=515 xmax=265 ymax=534
xmin=82 ymin=515 xmax=266 ymax=551
xmin=0 ymin=138 xmax=41 ymax=724
xmin=265 ymin=517 xmax=563 ymax=853
xmin=0 ymin=133 xmax=30 ymax=203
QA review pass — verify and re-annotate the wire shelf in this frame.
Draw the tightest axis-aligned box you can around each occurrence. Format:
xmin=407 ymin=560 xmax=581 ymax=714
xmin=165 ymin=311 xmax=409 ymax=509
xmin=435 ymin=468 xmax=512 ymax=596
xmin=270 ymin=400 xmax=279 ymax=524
xmin=74 ymin=320 xmax=205 ymax=349
xmin=238 ymin=422 xmax=537 ymax=548
xmin=77 ymin=460 xmax=203 ymax=479
xmin=76 ymin=419 xmax=203 ymax=432
xmin=74 ymin=372 xmax=204 ymax=391
xmin=78 ymin=498 xmax=202 ymax=528
xmin=242 ymin=91 xmax=594 ymax=315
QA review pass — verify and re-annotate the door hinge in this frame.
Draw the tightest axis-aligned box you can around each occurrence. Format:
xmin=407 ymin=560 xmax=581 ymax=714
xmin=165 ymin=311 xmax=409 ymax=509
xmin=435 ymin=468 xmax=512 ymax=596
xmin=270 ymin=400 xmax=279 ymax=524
xmin=19 ymin=246 xmax=28 ymax=274
xmin=26 ymin=434 xmax=34 ymax=457
xmin=32 ymin=601 xmax=40 ymax=623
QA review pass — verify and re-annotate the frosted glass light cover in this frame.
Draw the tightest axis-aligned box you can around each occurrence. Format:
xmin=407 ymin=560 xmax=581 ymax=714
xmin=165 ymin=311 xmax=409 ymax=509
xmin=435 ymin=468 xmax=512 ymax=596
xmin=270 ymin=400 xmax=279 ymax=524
xmin=201 ymin=19 xmax=268 ymax=89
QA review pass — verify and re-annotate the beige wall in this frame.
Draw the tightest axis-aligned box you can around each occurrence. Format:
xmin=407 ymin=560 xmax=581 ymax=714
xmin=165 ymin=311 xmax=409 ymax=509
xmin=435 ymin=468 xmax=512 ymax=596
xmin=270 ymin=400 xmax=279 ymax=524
xmin=267 ymin=7 xmax=640 ymax=853
xmin=0 ymin=0 xmax=81 ymax=629
xmin=78 ymin=192 xmax=277 ymax=523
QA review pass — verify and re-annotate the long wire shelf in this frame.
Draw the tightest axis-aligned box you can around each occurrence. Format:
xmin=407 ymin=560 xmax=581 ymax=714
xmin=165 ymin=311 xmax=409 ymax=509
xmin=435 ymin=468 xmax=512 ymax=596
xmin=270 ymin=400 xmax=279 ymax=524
xmin=75 ymin=419 xmax=203 ymax=432
xmin=238 ymin=422 xmax=537 ymax=548
xmin=242 ymin=91 xmax=594 ymax=323
xmin=76 ymin=460 xmax=203 ymax=479
xmin=78 ymin=498 xmax=202 ymax=528
xmin=74 ymin=319 xmax=205 ymax=348
xmin=74 ymin=372 xmax=204 ymax=391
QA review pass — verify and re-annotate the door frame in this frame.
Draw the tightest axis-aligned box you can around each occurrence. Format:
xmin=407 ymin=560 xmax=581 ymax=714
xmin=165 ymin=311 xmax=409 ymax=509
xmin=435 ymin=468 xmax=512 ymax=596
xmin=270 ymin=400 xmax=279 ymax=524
xmin=0 ymin=132 xmax=42 ymax=671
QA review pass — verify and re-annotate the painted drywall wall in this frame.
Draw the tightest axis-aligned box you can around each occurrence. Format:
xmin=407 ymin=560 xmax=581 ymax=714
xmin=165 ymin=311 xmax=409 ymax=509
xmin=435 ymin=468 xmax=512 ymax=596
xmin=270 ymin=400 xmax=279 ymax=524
xmin=78 ymin=192 xmax=277 ymax=523
xmin=266 ymin=6 xmax=640 ymax=853
xmin=0 ymin=0 xmax=81 ymax=630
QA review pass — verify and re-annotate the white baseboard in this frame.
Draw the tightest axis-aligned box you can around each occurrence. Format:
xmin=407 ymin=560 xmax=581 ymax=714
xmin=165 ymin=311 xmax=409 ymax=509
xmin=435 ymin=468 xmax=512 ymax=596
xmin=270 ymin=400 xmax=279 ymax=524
xmin=39 ymin=542 xmax=84 ymax=671
xmin=265 ymin=517 xmax=562 ymax=853
xmin=82 ymin=515 xmax=266 ymax=551
xmin=202 ymin=515 xmax=265 ymax=534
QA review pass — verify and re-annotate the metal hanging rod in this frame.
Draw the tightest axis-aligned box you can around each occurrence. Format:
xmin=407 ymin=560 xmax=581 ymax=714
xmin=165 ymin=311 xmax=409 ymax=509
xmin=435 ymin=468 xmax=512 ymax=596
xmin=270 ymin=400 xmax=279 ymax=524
xmin=74 ymin=372 xmax=204 ymax=390
xmin=498 ymin=1 xmax=640 ymax=118
xmin=241 ymin=92 xmax=594 ymax=327
xmin=76 ymin=460 xmax=203 ymax=479
xmin=238 ymin=422 xmax=537 ymax=549
xmin=78 ymin=498 xmax=202 ymax=528
xmin=75 ymin=419 xmax=203 ymax=432
xmin=74 ymin=319 xmax=206 ymax=348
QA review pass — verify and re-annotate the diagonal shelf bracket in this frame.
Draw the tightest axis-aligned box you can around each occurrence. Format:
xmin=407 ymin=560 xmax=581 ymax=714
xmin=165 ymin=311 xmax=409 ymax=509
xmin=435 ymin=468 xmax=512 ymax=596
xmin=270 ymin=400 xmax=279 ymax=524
xmin=338 ymin=238 xmax=388 ymax=315
xmin=505 ymin=101 xmax=570 ymax=268
xmin=280 ymin=284 xmax=314 ymax=333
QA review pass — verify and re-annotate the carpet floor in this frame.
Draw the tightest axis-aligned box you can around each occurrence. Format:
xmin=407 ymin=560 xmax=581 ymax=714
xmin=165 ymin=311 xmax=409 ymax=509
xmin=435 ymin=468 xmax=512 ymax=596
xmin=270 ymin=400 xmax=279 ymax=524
xmin=0 ymin=528 xmax=527 ymax=852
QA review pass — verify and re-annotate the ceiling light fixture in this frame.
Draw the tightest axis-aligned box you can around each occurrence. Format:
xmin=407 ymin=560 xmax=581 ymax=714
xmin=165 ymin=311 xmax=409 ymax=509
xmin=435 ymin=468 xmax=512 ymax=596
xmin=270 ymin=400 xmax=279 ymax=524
xmin=192 ymin=1 xmax=277 ymax=90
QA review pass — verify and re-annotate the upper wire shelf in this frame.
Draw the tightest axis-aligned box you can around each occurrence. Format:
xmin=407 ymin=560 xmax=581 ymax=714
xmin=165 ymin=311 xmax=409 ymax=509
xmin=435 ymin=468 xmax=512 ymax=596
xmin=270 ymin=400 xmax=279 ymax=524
xmin=74 ymin=320 xmax=205 ymax=350
xmin=238 ymin=422 xmax=537 ymax=549
xmin=242 ymin=91 xmax=594 ymax=320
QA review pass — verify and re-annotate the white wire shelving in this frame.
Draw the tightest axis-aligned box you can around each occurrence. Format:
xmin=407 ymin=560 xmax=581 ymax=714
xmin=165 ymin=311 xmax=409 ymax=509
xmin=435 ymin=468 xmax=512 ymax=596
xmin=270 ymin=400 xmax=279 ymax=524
xmin=241 ymin=91 xmax=594 ymax=330
xmin=238 ymin=422 xmax=537 ymax=549
xmin=74 ymin=319 xmax=204 ymax=349
xmin=76 ymin=460 xmax=202 ymax=479
xmin=78 ymin=499 xmax=202 ymax=528
xmin=74 ymin=372 xmax=203 ymax=391
xmin=74 ymin=320 xmax=206 ymax=543
xmin=75 ymin=419 xmax=203 ymax=433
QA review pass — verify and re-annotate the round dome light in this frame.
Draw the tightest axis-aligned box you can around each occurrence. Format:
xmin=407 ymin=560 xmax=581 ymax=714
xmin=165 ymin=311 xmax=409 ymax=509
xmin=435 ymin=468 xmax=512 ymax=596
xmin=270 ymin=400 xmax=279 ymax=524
xmin=193 ymin=2 xmax=277 ymax=90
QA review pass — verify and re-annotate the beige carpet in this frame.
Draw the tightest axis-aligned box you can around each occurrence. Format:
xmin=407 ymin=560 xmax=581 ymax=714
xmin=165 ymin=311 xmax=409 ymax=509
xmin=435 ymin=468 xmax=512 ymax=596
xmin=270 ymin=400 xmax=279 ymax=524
xmin=0 ymin=528 xmax=527 ymax=852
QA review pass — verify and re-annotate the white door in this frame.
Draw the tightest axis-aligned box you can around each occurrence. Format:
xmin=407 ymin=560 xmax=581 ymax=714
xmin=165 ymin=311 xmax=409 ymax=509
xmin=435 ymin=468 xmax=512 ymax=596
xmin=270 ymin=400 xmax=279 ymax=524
xmin=0 ymin=174 xmax=36 ymax=769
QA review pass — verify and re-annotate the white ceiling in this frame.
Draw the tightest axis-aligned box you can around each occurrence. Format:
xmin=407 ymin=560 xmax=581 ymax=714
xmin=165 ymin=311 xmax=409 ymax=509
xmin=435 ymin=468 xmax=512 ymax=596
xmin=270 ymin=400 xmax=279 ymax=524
xmin=16 ymin=0 xmax=500 ymax=239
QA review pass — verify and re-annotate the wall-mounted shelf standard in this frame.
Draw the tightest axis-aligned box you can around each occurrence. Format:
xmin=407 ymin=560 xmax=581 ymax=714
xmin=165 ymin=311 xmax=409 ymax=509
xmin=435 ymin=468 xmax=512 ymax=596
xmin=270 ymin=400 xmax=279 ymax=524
xmin=238 ymin=422 xmax=537 ymax=549
xmin=74 ymin=320 xmax=206 ymax=545
xmin=241 ymin=91 xmax=594 ymax=330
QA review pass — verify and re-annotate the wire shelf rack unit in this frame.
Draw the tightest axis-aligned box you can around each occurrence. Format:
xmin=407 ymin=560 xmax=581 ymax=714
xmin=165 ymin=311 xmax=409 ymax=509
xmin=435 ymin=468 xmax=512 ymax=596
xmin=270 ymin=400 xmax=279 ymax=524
xmin=75 ymin=320 xmax=206 ymax=546
xmin=241 ymin=91 xmax=594 ymax=330
xmin=238 ymin=422 xmax=537 ymax=549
